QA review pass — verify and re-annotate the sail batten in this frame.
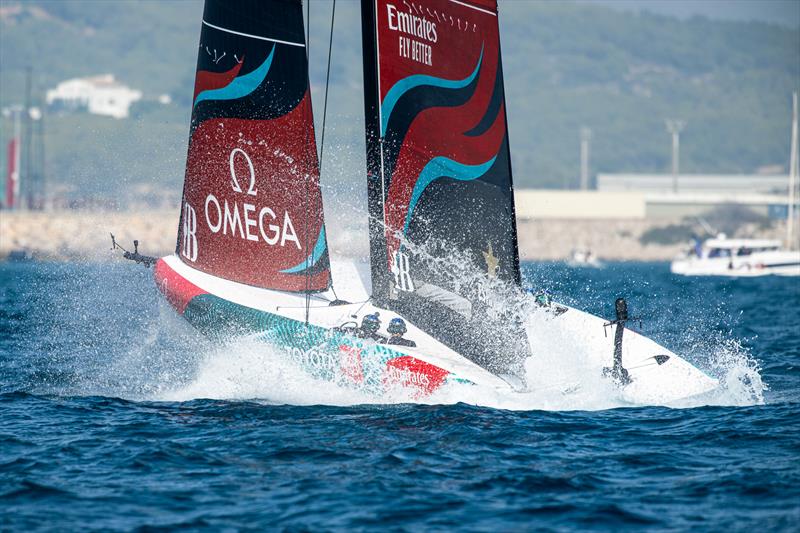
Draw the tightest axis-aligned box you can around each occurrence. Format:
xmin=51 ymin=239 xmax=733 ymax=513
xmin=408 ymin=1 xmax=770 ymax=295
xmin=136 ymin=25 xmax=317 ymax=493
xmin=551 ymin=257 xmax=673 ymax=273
xmin=361 ymin=0 xmax=529 ymax=375
xmin=176 ymin=0 xmax=330 ymax=293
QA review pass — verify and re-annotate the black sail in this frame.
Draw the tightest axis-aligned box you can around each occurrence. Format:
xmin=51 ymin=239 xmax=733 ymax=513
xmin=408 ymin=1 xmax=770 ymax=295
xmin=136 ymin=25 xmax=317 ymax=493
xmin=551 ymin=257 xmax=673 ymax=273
xmin=361 ymin=0 xmax=530 ymax=377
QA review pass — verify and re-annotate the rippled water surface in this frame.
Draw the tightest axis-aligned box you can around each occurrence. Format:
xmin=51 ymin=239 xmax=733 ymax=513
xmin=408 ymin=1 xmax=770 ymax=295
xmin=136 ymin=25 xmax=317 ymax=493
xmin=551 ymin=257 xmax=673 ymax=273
xmin=1 ymin=261 xmax=798 ymax=530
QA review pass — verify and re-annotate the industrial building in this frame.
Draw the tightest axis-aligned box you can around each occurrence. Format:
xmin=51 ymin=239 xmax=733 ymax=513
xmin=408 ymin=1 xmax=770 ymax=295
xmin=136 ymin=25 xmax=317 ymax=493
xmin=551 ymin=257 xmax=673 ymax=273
xmin=515 ymin=174 xmax=796 ymax=220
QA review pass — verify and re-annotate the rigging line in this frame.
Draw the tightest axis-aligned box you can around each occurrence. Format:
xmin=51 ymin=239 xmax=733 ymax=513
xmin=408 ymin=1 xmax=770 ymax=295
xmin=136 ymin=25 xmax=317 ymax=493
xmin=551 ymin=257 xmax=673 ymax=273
xmin=278 ymin=305 xmax=338 ymax=310
xmin=309 ymin=0 xmax=339 ymax=300
xmin=305 ymin=0 xmax=310 ymax=59
xmin=352 ymin=296 xmax=372 ymax=318
xmin=277 ymin=295 xmax=370 ymax=311
xmin=302 ymin=0 xmax=313 ymax=325
xmin=320 ymin=0 xmax=339 ymax=303
xmin=303 ymin=131 xmax=312 ymax=324
xmin=319 ymin=0 xmax=335 ymax=166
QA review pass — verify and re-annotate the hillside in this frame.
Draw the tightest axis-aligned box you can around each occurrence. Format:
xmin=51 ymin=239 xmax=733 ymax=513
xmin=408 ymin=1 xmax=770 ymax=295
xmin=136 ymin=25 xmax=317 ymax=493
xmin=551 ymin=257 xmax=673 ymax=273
xmin=0 ymin=0 xmax=798 ymax=204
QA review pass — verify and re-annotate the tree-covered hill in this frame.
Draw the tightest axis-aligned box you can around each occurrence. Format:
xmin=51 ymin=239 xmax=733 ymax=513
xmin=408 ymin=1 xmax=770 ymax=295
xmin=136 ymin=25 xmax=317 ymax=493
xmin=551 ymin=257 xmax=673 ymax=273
xmin=0 ymin=0 xmax=797 ymax=203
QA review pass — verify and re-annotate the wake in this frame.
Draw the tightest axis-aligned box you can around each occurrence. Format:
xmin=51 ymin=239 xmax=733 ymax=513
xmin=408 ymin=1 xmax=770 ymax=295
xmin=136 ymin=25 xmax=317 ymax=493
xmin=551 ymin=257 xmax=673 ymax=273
xmin=151 ymin=294 xmax=765 ymax=411
xmin=22 ymin=261 xmax=765 ymax=411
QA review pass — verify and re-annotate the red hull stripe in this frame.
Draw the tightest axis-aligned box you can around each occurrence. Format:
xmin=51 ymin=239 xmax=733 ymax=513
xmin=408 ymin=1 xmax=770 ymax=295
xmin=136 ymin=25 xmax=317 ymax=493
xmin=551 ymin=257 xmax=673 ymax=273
xmin=384 ymin=356 xmax=449 ymax=396
xmin=154 ymin=259 xmax=208 ymax=315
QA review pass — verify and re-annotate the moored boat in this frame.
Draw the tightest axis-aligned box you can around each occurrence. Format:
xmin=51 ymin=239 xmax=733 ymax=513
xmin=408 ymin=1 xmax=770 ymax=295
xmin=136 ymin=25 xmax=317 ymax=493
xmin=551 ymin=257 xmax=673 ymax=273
xmin=671 ymin=235 xmax=800 ymax=277
xmin=566 ymin=247 xmax=602 ymax=268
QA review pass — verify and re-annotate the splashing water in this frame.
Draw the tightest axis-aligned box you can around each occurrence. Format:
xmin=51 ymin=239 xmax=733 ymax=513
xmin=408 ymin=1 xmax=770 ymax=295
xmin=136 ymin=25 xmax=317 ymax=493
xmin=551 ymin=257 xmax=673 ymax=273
xmin=147 ymin=294 xmax=766 ymax=411
xmin=2 ymin=261 xmax=772 ymax=410
xmin=700 ymin=338 xmax=766 ymax=407
xmin=3 ymin=261 xmax=796 ymax=533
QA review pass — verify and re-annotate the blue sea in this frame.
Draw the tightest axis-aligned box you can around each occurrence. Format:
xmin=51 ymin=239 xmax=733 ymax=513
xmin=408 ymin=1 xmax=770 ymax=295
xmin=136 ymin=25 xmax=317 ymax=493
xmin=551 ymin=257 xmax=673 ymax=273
xmin=1 ymin=260 xmax=798 ymax=531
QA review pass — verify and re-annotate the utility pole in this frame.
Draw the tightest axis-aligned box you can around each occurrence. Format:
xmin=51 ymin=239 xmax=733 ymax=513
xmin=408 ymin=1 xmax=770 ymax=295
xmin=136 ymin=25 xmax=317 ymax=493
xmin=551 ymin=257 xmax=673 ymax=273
xmin=665 ymin=119 xmax=686 ymax=193
xmin=788 ymin=92 xmax=798 ymax=249
xmin=580 ymin=126 xmax=592 ymax=190
xmin=24 ymin=67 xmax=33 ymax=209
xmin=37 ymin=100 xmax=46 ymax=211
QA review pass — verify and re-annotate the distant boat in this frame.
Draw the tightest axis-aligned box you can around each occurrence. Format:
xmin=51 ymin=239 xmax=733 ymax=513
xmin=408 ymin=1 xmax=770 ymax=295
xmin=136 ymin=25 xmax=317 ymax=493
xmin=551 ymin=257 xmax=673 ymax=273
xmin=7 ymin=250 xmax=32 ymax=262
xmin=672 ymin=92 xmax=799 ymax=278
xmin=671 ymin=234 xmax=800 ymax=277
xmin=566 ymin=247 xmax=602 ymax=268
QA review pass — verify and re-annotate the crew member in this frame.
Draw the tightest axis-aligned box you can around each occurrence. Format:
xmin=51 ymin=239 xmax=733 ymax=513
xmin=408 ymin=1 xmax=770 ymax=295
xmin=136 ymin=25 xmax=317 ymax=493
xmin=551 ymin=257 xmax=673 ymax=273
xmin=386 ymin=317 xmax=416 ymax=347
xmin=691 ymin=235 xmax=702 ymax=257
xmin=355 ymin=312 xmax=383 ymax=341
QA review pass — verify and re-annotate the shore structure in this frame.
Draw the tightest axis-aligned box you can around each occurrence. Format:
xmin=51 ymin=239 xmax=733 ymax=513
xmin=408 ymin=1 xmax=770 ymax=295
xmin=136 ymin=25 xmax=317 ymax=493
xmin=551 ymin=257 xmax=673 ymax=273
xmin=0 ymin=209 xmax=789 ymax=262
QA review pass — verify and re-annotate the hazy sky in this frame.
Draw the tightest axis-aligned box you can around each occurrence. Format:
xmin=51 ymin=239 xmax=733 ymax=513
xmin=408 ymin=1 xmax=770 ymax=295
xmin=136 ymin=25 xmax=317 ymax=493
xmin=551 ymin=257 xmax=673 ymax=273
xmin=579 ymin=0 xmax=800 ymax=28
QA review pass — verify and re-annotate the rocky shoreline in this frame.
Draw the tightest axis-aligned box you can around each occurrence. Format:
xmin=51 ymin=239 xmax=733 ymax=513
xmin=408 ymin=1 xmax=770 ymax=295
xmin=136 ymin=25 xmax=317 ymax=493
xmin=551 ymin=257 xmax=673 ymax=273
xmin=0 ymin=210 xmax=789 ymax=263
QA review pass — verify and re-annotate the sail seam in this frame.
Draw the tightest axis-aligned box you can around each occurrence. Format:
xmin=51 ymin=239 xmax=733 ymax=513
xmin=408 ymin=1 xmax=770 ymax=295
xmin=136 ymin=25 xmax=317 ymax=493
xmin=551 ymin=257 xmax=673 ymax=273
xmin=202 ymin=20 xmax=306 ymax=47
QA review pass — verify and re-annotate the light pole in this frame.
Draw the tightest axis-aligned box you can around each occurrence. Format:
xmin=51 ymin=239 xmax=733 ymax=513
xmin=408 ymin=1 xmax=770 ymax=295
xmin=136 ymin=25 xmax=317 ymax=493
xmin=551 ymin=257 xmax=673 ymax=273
xmin=665 ymin=119 xmax=686 ymax=193
xmin=580 ymin=126 xmax=592 ymax=190
xmin=788 ymin=92 xmax=798 ymax=249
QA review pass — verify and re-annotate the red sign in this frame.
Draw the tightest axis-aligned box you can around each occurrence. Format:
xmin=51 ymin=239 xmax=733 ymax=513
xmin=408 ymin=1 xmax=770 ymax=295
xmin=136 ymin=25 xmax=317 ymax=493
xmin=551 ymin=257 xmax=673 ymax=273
xmin=6 ymin=139 xmax=18 ymax=209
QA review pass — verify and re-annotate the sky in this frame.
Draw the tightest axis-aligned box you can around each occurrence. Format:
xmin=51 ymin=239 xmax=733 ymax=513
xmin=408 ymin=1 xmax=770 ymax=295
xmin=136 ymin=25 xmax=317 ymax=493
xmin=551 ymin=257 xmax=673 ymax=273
xmin=578 ymin=0 xmax=800 ymax=28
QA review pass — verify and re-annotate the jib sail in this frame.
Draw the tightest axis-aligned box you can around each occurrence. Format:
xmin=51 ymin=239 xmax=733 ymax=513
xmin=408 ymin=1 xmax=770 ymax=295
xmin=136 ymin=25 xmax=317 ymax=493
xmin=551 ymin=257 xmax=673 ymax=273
xmin=361 ymin=0 xmax=530 ymax=375
xmin=176 ymin=0 xmax=330 ymax=292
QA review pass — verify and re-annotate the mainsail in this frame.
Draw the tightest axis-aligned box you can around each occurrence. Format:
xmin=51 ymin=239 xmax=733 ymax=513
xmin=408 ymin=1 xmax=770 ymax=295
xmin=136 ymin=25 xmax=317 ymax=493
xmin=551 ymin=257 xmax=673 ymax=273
xmin=176 ymin=0 xmax=330 ymax=292
xmin=361 ymin=0 xmax=530 ymax=375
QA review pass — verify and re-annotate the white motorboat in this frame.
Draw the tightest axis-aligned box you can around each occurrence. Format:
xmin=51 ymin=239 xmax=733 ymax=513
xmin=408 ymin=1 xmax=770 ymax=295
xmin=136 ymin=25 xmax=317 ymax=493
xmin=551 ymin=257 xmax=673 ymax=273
xmin=671 ymin=234 xmax=800 ymax=276
xmin=673 ymin=92 xmax=799 ymax=277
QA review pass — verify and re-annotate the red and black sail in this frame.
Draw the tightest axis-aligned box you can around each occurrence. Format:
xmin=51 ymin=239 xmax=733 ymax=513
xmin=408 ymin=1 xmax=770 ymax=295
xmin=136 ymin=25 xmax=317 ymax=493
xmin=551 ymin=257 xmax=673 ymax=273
xmin=361 ymin=0 xmax=529 ymax=374
xmin=177 ymin=0 xmax=330 ymax=292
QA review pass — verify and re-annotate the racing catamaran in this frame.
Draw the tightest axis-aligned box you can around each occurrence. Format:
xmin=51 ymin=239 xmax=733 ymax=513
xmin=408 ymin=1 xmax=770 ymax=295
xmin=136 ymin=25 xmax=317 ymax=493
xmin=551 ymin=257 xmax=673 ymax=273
xmin=138 ymin=0 xmax=718 ymax=404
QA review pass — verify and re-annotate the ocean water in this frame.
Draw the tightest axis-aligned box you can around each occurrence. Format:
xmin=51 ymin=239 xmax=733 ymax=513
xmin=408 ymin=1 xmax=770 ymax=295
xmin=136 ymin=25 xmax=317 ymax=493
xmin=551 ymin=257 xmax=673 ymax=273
xmin=1 ymin=260 xmax=798 ymax=530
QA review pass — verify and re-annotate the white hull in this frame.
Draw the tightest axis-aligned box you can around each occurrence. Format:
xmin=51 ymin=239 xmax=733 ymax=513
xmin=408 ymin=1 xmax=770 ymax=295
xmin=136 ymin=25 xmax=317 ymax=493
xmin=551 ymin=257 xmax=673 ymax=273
xmin=160 ymin=255 xmax=511 ymax=390
xmin=525 ymin=304 xmax=718 ymax=405
xmin=671 ymin=250 xmax=800 ymax=277
xmin=566 ymin=249 xmax=602 ymax=268
xmin=566 ymin=258 xmax=602 ymax=268
xmin=160 ymin=255 xmax=718 ymax=405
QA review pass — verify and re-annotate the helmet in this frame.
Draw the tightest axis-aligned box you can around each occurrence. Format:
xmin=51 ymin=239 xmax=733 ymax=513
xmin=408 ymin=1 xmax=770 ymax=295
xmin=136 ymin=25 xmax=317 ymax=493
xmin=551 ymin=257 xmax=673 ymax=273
xmin=361 ymin=313 xmax=381 ymax=334
xmin=387 ymin=317 xmax=407 ymax=335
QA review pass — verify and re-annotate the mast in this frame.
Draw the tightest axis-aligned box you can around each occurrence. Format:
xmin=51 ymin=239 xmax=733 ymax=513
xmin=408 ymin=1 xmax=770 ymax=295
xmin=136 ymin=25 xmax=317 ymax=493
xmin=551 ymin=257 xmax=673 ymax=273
xmin=788 ymin=91 xmax=798 ymax=250
xmin=37 ymin=97 xmax=46 ymax=210
xmin=24 ymin=67 xmax=33 ymax=209
xmin=360 ymin=0 xmax=391 ymax=300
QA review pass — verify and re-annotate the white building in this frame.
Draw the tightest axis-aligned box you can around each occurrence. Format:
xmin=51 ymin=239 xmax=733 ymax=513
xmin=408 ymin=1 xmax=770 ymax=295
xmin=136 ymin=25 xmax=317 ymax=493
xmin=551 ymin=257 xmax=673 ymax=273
xmin=46 ymin=74 xmax=142 ymax=119
xmin=595 ymin=173 xmax=794 ymax=219
xmin=511 ymin=174 xmax=799 ymax=220
xmin=596 ymin=174 xmax=790 ymax=195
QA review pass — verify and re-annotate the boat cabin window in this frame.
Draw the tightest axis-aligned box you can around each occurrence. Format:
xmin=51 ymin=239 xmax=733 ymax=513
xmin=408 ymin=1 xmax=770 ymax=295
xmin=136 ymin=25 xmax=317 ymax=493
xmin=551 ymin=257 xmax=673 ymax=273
xmin=708 ymin=248 xmax=731 ymax=258
xmin=733 ymin=246 xmax=779 ymax=256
